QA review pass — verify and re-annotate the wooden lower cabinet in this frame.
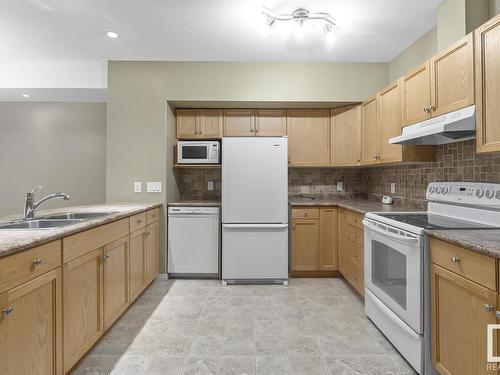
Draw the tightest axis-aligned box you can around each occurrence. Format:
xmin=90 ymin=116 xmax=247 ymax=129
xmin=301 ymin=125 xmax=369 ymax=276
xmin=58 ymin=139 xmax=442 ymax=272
xmin=145 ymin=220 xmax=160 ymax=284
xmin=291 ymin=207 xmax=338 ymax=276
xmin=63 ymin=248 xmax=104 ymax=372
xmin=431 ymin=263 xmax=497 ymax=375
xmin=0 ymin=268 xmax=62 ymax=375
xmin=338 ymin=208 xmax=365 ymax=296
xmin=129 ymin=227 xmax=147 ymax=301
xmin=103 ymin=236 xmax=129 ymax=330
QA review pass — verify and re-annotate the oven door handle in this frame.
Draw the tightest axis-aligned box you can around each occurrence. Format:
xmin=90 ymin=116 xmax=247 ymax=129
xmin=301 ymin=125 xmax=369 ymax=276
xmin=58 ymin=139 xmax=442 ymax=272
xmin=362 ymin=219 xmax=420 ymax=245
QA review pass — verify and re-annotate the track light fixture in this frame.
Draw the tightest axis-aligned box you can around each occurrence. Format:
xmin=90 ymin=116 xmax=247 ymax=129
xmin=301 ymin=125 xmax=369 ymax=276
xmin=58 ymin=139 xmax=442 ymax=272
xmin=262 ymin=6 xmax=336 ymax=34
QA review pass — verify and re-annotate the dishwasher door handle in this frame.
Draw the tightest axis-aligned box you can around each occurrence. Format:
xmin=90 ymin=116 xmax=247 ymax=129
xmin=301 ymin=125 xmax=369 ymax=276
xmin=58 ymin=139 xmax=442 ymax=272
xmin=222 ymin=224 xmax=288 ymax=229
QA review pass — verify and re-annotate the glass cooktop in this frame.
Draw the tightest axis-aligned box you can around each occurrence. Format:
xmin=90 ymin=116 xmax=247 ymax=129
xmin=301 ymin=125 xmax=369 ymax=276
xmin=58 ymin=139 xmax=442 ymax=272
xmin=375 ymin=212 xmax=499 ymax=230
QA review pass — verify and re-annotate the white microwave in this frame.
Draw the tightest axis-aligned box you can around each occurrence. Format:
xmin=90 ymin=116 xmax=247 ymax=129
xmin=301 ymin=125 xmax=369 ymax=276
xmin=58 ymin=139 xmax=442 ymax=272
xmin=177 ymin=141 xmax=220 ymax=164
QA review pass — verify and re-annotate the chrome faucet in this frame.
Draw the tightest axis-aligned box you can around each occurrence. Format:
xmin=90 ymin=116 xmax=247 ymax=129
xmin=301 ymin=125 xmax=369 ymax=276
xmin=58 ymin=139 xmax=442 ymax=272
xmin=23 ymin=186 xmax=71 ymax=220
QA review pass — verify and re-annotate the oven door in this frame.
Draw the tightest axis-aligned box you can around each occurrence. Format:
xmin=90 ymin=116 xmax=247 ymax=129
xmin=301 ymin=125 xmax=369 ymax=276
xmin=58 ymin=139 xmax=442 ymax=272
xmin=363 ymin=218 xmax=423 ymax=334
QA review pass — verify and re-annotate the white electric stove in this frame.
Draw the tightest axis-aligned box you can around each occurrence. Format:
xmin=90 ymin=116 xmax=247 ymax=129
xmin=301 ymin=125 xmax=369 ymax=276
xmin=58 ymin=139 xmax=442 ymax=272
xmin=363 ymin=182 xmax=500 ymax=374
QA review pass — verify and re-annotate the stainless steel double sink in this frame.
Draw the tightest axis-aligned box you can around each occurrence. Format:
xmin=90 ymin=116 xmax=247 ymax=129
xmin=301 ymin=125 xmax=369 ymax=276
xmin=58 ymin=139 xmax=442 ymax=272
xmin=0 ymin=212 xmax=118 ymax=230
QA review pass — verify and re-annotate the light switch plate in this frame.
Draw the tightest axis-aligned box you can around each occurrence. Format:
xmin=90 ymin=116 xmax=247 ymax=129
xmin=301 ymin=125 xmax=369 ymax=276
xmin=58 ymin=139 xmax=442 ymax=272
xmin=336 ymin=182 xmax=344 ymax=191
xmin=390 ymin=183 xmax=396 ymax=194
xmin=147 ymin=182 xmax=162 ymax=193
xmin=207 ymin=180 xmax=214 ymax=191
xmin=134 ymin=182 xmax=142 ymax=193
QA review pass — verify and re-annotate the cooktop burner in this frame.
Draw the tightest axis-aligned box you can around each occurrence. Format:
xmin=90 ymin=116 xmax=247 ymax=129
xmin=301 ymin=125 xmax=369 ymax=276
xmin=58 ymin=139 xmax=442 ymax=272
xmin=375 ymin=212 xmax=499 ymax=230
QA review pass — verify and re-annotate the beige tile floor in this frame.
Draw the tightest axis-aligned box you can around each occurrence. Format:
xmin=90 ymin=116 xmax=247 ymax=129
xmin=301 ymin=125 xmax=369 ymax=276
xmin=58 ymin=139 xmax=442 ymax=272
xmin=71 ymin=277 xmax=417 ymax=375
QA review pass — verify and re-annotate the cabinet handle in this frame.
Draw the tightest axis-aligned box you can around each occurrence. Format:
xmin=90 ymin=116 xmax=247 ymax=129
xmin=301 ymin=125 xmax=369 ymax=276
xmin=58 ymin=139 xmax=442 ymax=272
xmin=137 ymin=219 xmax=142 ymax=224
xmin=100 ymin=254 xmax=110 ymax=262
xmin=424 ymin=106 xmax=431 ymax=114
xmin=356 ymin=158 xmax=360 ymax=163
xmin=451 ymin=256 xmax=460 ymax=263
xmin=2 ymin=306 xmax=14 ymax=316
xmin=304 ymin=211 xmax=308 ymax=217
xmin=145 ymin=231 xmax=151 ymax=236
xmin=292 ymin=225 xmax=296 ymax=230
xmin=484 ymin=304 xmax=494 ymax=312
xmin=32 ymin=258 xmax=43 ymax=266
xmin=288 ymin=159 xmax=291 ymax=164
xmin=496 ymin=311 xmax=500 ymax=319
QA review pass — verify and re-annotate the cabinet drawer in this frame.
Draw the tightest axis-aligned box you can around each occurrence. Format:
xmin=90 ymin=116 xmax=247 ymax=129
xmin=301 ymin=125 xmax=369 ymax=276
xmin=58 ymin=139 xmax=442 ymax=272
xmin=345 ymin=210 xmax=364 ymax=230
xmin=292 ymin=207 xmax=320 ymax=219
xmin=430 ymin=238 xmax=497 ymax=291
xmin=342 ymin=258 xmax=364 ymax=296
xmin=0 ymin=240 xmax=61 ymax=294
xmin=146 ymin=208 xmax=160 ymax=224
xmin=342 ymin=238 xmax=363 ymax=270
xmin=130 ymin=212 xmax=147 ymax=232
xmin=63 ymin=218 xmax=129 ymax=263
xmin=344 ymin=224 xmax=364 ymax=247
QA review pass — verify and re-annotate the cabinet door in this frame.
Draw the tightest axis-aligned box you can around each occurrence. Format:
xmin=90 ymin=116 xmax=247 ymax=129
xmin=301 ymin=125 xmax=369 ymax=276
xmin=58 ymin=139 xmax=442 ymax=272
xmin=176 ymin=109 xmax=199 ymax=139
xmin=291 ymin=219 xmax=319 ymax=271
xmin=63 ymin=248 xmax=104 ymax=372
xmin=475 ymin=15 xmax=500 ymax=153
xmin=331 ymin=106 xmax=362 ymax=166
xmin=378 ymin=82 xmax=403 ymax=164
xmin=103 ymin=236 xmax=129 ymax=330
xmin=401 ymin=61 xmax=431 ymax=126
xmin=223 ymin=109 xmax=255 ymax=136
xmin=319 ymin=208 xmax=338 ymax=271
xmin=199 ymin=109 xmax=222 ymax=138
xmin=431 ymin=264 xmax=497 ymax=375
xmin=361 ymin=96 xmax=380 ymax=165
xmin=146 ymin=221 xmax=160 ymax=284
xmin=255 ymin=109 xmax=286 ymax=136
xmin=287 ymin=109 xmax=330 ymax=166
xmin=430 ymin=33 xmax=474 ymax=116
xmin=129 ymin=228 xmax=147 ymax=301
xmin=0 ymin=269 xmax=62 ymax=375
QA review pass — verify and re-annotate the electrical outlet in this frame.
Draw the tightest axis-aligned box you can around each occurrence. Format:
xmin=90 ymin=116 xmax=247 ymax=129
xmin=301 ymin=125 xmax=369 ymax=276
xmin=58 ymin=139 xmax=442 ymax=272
xmin=147 ymin=182 xmax=162 ymax=193
xmin=390 ymin=183 xmax=396 ymax=194
xmin=336 ymin=182 xmax=344 ymax=191
xmin=134 ymin=182 xmax=142 ymax=193
xmin=207 ymin=180 xmax=214 ymax=191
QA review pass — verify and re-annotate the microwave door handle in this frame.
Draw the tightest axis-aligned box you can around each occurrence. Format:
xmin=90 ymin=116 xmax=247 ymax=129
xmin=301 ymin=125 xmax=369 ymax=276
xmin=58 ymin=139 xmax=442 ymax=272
xmin=362 ymin=220 xmax=420 ymax=245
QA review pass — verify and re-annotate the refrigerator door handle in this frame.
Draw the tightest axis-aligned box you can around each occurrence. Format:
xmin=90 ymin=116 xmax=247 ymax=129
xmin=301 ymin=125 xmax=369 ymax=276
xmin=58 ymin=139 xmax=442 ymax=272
xmin=222 ymin=224 xmax=288 ymax=229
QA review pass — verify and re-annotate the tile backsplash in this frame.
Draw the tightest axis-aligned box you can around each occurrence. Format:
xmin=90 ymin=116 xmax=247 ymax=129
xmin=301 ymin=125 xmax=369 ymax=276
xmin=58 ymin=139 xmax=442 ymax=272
xmin=175 ymin=140 xmax=500 ymax=205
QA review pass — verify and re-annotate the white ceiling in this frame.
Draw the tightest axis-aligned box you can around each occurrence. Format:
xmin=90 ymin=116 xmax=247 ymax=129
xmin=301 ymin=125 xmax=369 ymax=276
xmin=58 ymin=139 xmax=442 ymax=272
xmin=0 ymin=0 xmax=442 ymax=100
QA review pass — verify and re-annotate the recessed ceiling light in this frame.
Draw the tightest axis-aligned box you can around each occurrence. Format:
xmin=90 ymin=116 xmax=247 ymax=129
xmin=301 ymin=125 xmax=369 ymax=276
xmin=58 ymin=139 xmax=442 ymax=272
xmin=22 ymin=94 xmax=30 ymax=98
xmin=106 ymin=31 xmax=119 ymax=39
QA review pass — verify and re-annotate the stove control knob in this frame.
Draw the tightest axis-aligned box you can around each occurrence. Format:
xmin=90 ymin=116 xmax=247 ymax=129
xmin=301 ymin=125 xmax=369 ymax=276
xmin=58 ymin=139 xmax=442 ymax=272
xmin=486 ymin=190 xmax=495 ymax=199
xmin=441 ymin=187 xmax=449 ymax=195
xmin=476 ymin=189 xmax=485 ymax=198
xmin=435 ymin=187 xmax=441 ymax=194
xmin=428 ymin=187 xmax=434 ymax=194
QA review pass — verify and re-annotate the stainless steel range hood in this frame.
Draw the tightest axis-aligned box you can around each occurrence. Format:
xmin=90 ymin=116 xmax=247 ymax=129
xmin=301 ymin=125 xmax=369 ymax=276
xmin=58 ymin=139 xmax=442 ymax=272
xmin=389 ymin=105 xmax=476 ymax=145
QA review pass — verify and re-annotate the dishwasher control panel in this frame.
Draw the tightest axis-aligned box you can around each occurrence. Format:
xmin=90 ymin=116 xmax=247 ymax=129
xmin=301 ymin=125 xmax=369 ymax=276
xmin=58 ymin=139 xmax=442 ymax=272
xmin=168 ymin=206 xmax=220 ymax=215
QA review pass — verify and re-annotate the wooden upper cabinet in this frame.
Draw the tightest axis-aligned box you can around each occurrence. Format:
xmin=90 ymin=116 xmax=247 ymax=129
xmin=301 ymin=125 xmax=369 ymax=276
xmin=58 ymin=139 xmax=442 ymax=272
xmin=401 ymin=61 xmax=431 ymax=126
xmin=223 ymin=109 xmax=255 ymax=136
xmin=361 ymin=96 xmax=380 ymax=165
xmin=475 ymin=14 xmax=500 ymax=153
xmin=331 ymin=106 xmax=362 ymax=166
xmin=103 ymin=236 xmax=129 ymax=330
xmin=378 ymin=82 xmax=403 ymax=164
xmin=255 ymin=109 xmax=286 ymax=136
xmin=176 ymin=109 xmax=222 ymax=139
xmin=287 ymin=109 xmax=330 ymax=166
xmin=319 ymin=208 xmax=338 ymax=271
xmin=430 ymin=33 xmax=474 ymax=116
xmin=0 ymin=269 xmax=62 ymax=375
xmin=431 ymin=263 xmax=497 ymax=375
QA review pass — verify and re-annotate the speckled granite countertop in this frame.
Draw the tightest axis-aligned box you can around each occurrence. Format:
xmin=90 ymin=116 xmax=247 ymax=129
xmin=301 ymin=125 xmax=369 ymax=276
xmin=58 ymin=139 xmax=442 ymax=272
xmin=0 ymin=202 xmax=162 ymax=258
xmin=168 ymin=200 xmax=221 ymax=207
xmin=426 ymin=229 xmax=500 ymax=259
xmin=289 ymin=196 xmax=423 ymax=215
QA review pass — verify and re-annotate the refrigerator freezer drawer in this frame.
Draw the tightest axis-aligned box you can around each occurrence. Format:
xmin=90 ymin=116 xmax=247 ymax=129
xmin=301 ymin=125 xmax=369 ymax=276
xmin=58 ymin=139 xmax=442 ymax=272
xmin=222 ymin=224 xmax=288 ymax=280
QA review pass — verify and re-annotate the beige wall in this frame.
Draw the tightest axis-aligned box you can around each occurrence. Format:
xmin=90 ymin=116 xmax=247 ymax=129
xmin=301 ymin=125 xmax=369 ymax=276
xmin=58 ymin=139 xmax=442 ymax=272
xmin=388 ymin=27 xmax=438 ymax=82
xmin=0 ymin=102 xmax=106 ymax=217
xmin=106 ymin=61 xmax=388 ymax=272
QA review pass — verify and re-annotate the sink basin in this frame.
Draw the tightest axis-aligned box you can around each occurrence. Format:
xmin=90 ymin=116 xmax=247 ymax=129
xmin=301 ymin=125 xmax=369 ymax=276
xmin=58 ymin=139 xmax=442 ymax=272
xmin=0 ymin=219 xmax=82 ymax=230
xmin=40 ymin=212 xmax=117 ymax=220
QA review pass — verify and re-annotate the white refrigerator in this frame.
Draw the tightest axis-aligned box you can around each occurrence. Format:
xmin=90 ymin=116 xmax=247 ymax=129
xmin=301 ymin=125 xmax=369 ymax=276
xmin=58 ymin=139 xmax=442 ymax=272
xmin=222 ymin=137 xmax=289 ymax=283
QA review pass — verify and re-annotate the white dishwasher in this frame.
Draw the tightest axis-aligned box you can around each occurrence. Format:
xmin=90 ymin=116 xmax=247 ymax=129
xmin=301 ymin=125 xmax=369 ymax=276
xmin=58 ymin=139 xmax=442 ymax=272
xmin=167 ymin=206 xmax=220 ymax=278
